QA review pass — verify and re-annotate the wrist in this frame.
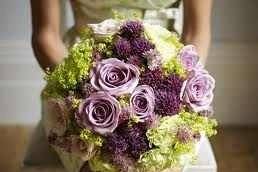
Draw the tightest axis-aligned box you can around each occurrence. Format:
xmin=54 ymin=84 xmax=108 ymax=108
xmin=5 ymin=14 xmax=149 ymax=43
xmin=181 ymin=31 xmax=211 ymax=65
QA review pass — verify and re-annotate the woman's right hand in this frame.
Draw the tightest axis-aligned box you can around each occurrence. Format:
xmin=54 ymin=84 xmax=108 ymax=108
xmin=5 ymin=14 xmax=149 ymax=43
xmin=30 ymin=0 xmax=66 ymax=71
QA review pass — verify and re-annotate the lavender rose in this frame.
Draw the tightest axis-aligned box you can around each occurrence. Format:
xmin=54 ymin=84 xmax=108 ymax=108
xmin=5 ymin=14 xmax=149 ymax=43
xmin=77 ymin=92 xmax=121 ymax=135
xmin=179 ymin=45 xmax=199 ymax=71
xmin=91 ymin=58 xmax=140 ymax=96
xmin=180 ymin=68 xmax=215 ymax=112
xmin=130 ymin=85 xmax=155 ymax=122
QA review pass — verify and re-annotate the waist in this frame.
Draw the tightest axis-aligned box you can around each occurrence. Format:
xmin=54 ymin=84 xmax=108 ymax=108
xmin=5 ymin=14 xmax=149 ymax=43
xmin=64 ymin=7 xmax=181 ymax=47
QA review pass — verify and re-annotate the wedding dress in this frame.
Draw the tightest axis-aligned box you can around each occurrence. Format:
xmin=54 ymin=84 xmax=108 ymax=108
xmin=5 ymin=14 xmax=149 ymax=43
xmin=64 ymin=0 xmax=182 ymax=47
xmin=23 ymin=1 xmax=196 ymax=172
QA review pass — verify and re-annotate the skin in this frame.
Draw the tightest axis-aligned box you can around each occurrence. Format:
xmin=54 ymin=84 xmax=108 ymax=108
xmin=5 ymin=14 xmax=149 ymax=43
xmin=30 ymin=0 xmax=213 ymax=70
xmin=181 ymin=0 xmax=213 ymax=64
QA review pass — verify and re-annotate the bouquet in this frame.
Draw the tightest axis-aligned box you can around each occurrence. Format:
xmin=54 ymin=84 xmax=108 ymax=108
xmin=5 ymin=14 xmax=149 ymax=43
xmin=42 ymin=18 xmax=217 ymax=172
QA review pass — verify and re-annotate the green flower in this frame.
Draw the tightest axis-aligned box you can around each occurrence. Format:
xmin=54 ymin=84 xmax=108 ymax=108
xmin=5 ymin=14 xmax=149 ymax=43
xmin=80 ymin=129 xmax=103 ymax=147
xmin=144 ymin=23 xmax=183 ymax=64
xmin=139 ymin=112 xmax=217 ymax=171
xmin=162 ymin=58 xmax=186 ymax=77
xmin=44 ymin=39 xmax=94 ymax=97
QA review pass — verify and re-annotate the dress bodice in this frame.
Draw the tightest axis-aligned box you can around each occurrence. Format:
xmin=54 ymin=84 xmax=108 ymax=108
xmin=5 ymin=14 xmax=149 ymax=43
xmin=65 ymin=0 xmax=181 ymax=47
xmin=71 ymin=0 xmax=179 ymax=22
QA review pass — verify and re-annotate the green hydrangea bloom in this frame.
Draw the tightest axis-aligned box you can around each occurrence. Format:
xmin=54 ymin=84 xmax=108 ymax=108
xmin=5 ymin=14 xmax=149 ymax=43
xmin=78 ymin=27 xmax=94 ymax=40
xmin=44 ymin=39 xmax=94 ymax=97
xmin=80 ymin=129 xmax=103 ymax=147
xmin=144 ymin=23 xmax=183 ymax=64
xmin=162 ymin=58 xmax=186 ymax=77
xmin=179 ymin=111 xmax=218 ymax=137
xmin=143 ymin=23 xmax=186 ymax=77
xmin=139 ymin=112 xmax=217 ymax=171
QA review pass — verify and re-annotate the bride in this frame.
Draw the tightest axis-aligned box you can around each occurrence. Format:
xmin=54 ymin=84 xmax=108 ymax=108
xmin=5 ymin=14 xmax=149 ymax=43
xmin=25 ymin=0 xmax=213 ymax=170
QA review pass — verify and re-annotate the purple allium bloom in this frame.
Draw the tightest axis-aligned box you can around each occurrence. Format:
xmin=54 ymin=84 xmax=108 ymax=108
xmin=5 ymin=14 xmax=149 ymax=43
xmin=140 ymin=69 xmax=184 ymax=116
xmin=176 ymin=127 xmax=193 ymax=144
xmin=105 ymin=133 xmax=129 ymax=154
xmin=116 ymin=123 xmax=150 ymax=159
xmin=143 ymin=49 xmax=162 ymax=70
xmin=154 ymin=89 xmax=181 ymax=116
xmin=131 ymin=37 xmax=155 ymax=56
xmin=114 ymin=38 xmax=132 ymax=57
xmin=127 ymin=55 xmax=142 ymax=67
xmin=119 ymin=20 xmax=143 ymax=39
xmin=126 ymin=124 xmax=150 ymax=159
xmin=104 ymin=123 xmax=150 ymax=160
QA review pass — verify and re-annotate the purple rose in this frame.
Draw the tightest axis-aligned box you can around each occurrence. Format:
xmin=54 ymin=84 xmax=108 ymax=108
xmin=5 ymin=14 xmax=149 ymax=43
xmin=77 ymin=92 xmax=121 ymax=135
xmin=130 ymin=85 xmax=155 ymax=122
xmin=91 ymin=58 xmax=140 ymax=96
xmin=179 ymin=45 xmax=199 ymax=71
xmin=180 ymin=69 xmax=215 ymax=112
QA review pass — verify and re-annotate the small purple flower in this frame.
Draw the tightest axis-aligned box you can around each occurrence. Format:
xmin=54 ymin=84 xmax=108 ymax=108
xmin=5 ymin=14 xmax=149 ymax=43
xmin=180 ymin=68 xmax=215 ymax=112
xmin=76 ymin=92 xmax=121 ymax=135
xmin=143 ymin=49 xmax=162 ymax=70
xmin=127 ymin=55 xmax=142 ymax=67
xmin=176 ymin=127 xmax=193 ymax=144
xmin=179 ymin=45 xmax=199 ymax=71
xmin=105 ymin=133 xmax=129 ymax=154
xmin=114 ymin=38 xmax=132 ymax=57
xmin=119 ymin=20 xmax=143 ymax=39
xmin=90 ymin=58 xmax=140 ymax=96
xmin=130 ymin=85 xmax=155 ymax=122
xmin=140 ymin=70 xmax=184 ymax=116
xmin=131 ymin=37 xmax=155 ymax=56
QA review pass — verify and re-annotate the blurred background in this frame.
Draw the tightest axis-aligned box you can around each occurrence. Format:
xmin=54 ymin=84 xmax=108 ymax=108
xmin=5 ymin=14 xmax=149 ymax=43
xmin=0 ymin=0 xmax=258 ymax=172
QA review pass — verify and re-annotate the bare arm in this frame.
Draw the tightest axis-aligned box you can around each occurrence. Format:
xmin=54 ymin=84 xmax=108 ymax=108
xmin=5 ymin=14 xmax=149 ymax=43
xmin=181 ymin=0 xmax=213 ymax=65
xmin=30 ymin=0 xmax=66 ymax=71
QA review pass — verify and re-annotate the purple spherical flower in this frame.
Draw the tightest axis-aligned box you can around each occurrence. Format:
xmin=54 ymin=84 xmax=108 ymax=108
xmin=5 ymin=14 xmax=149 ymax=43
xmin=155 ymin=88 xmax=181 ymax=116
xmin=126 ymin=124 xmax=150 ymax=159
xmin=114 ymin=38 xmax=132 ymax=57
xmin=130 ymin=85 xmax=155 ymax=122
xmin=180 ymin=68 xmax=215 ymax=112
xmin=119 ymin=20 xmax=143 ymax=39
xmin=104 ymin=123 xmax=150 ymax=160
xmin=105 ymin=133 xmax=129 ymax=154
xmin=179 ymin=45 xmax=199 ymax=71
xmin=131 ymin=37 xmax=155 ymax=56
xmin=127 ymin=55 xmax=142 ymax=67
xmin=90 ymin=58 xmax=140 ymax=96
xmin=140 ymin=70 xmax=184 ymax=116
xmin=76 ymin=92 xmax=121 ymax=135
